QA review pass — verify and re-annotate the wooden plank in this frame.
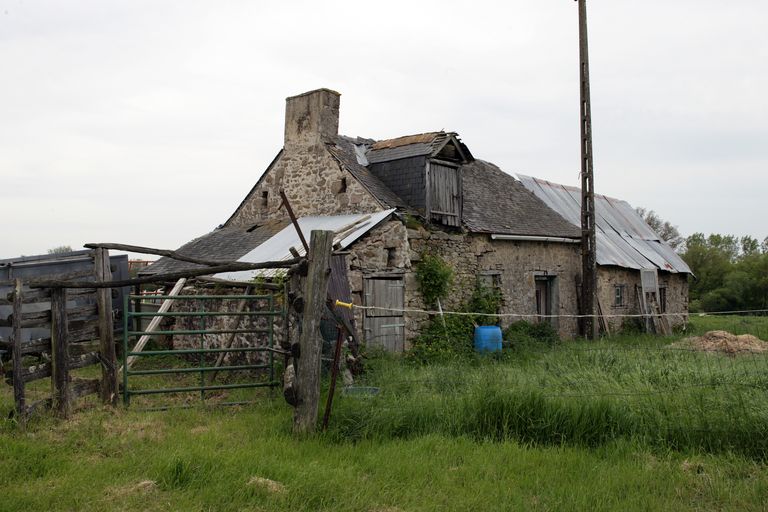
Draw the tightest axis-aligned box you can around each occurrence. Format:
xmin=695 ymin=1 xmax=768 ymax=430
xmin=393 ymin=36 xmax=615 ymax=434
xmin=11 ymin=279 xmax=25 ymax=418
xmin=7 ymin=352 xmax=101 ymax=384
xmin=95 ymin=248 xmax=117 ymax=405
xmin=209 ymin=286 xmax=253 ymax=384
xmin=120 ymin=278 xmax=186 ymax=374
xmin=28 ymin=258 xmax=301 ymax=289
xmin=294 ymin=230 xmax=333 ymax=435
xmin=51 ymin=288 xmax=71 ymax=417
xmin=72 ymin=377 xmax=101 ymax=399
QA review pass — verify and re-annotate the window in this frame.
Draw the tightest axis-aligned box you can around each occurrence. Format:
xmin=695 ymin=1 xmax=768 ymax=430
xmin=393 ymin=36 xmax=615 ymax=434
xmin=613 ymin=285 xmax=625 ymax=307
xmin=339 ymin=177 xmax=347 ymax=193
xmin=261 ymin=190 xmax=269 ymax=209
xmin=659 ymin=287 xmax=667 ymax=313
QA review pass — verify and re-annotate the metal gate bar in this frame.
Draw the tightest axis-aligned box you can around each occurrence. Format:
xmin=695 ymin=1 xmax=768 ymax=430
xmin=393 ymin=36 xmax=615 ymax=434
xmin=122 ymin=293 xmax=281 ymax=406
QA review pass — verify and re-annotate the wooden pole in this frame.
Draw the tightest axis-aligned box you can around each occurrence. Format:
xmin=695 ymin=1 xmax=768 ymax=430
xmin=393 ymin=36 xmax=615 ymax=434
xmin=293 ymin=230 xmax=333 ymax=435
xmin=50 ymin=287 xmax=70 ymax=417
xmin=94 ymin=248 xmax=118 ymax=405
xmin=321 ymin=326 xmax=345 ymax=431
xmin=11 ymin=278 xmax=25 ymax=419
xmin=28 ymin=258 xmax=301 ymax=289
xmin=578 ymin=0 xmax=598 ymax=339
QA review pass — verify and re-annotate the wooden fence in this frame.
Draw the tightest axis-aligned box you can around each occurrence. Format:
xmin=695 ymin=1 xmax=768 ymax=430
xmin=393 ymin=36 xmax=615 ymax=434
xmin=0 ymin=248 xmax=117 ymax=419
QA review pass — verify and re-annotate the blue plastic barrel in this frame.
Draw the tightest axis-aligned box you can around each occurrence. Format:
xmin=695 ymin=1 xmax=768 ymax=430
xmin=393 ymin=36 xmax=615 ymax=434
xmin=474 ymin=325 xmax=502 ymax=353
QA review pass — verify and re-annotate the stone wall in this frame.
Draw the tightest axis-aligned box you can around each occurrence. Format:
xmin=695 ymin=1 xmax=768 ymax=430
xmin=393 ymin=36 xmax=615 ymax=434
xmin=597 ymin=267 xmax=689 ymax=333
xmin=167 ymin=285 xmax=285 ymax=368
xmin=227 ymin=89 xmax=383 ymax=228
xmin=226 ymin=146 xmax=383 ymax=228
xmin=343 ymin=221 xmax=584 ymax=345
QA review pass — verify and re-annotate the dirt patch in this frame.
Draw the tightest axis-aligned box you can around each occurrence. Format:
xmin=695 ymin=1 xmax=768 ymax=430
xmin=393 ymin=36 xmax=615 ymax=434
xmin=670 ymin=330 xmax=768 ymax=356
xmin=247 ymin=476 xmax=287 ymax=494
xmin=106 ymin=480 xmax=158 ymax=499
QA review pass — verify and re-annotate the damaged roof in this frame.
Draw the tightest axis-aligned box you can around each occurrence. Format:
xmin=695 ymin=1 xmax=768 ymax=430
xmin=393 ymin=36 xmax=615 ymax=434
xmin=366 ymin=131 xmax=472 ymax=164
xmin=139 ymin=219 xmax=289 ymax=276
xmin=517 ymin=175 xmax=692 ymax=274
xmin=462 ymin=160 xmax=581 ymax=238
xmin=327 ymin=136 xmax=407 ymax=210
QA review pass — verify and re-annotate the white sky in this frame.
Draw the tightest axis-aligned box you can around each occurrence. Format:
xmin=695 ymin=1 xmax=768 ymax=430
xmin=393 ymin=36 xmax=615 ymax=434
xmin=2 ymin=0 xmax=767 ymax=259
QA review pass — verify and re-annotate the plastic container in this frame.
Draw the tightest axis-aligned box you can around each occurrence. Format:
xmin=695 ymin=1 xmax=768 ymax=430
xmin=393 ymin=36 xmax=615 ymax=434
xmin=473 ymin=325 xmax=502 ymax=353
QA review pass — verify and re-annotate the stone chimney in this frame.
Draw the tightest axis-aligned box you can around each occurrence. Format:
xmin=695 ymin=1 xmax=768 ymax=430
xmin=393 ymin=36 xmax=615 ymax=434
xmin=284 ymin=88 xmax=340 ymax=147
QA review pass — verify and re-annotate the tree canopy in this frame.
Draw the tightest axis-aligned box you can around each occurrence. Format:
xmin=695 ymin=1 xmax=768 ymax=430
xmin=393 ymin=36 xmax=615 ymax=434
xmin=681 ymin=234 xmax=768 ymax=312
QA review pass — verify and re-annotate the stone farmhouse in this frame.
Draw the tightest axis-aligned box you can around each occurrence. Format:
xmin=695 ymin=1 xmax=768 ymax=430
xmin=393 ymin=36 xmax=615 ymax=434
xmin=144 ymin=88 xmax=691 ymax=350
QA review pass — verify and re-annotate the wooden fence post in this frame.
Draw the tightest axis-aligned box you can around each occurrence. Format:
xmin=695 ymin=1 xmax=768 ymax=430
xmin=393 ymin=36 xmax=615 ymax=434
xmin=11 ymin=278 xmax=25 ymax=419
xmin=293 ymin=230 xmax=333 ymax=435
xmin=94 ymin=248 xmax=117 ymax=405
xmin=50 ymin=287 xmax=70 ymax=417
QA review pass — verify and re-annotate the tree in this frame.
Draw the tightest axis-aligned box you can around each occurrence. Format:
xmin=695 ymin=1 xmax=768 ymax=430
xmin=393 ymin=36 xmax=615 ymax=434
xmin=635 ymin=207 xmax=683 ymax=250
xmin=47 ymin=245 xmax=73 ymax=255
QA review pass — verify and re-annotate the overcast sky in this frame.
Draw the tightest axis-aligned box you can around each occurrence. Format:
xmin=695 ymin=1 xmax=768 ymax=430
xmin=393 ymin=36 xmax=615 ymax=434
xmin=2 ymin=0 xmax=766 ymax=259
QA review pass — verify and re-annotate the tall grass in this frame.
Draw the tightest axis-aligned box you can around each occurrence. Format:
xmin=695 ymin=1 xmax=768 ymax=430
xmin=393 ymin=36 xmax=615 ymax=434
xmin=330 ymin=331 xmax=768 ymax=459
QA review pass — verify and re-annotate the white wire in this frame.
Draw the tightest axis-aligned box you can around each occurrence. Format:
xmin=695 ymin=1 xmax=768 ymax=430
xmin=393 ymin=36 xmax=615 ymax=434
xmin=346 ymin=305 xmax=768 ymax=319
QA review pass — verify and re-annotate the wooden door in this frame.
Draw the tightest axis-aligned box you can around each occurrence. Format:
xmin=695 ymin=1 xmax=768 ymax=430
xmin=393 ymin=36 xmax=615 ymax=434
xmin=428 ymin=163 xmax=461 ymax=227
xmin=363 ymin=277 xmax=405 ymax=352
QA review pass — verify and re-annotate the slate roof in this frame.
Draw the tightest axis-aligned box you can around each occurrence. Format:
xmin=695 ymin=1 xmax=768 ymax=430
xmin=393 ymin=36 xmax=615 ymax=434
xmin=327 ymin=136 xmax=407 ymax=210
xmin=461 ymin=160 xmax=581 ymax=238
xmin=139 ymin=219 xmax=289 ymax=276
xmin=517 ymin=175 xmax=692 ymax=274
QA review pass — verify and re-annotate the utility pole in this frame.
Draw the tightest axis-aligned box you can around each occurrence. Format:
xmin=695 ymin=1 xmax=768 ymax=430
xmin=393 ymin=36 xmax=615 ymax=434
xmin=577 ymin=0 xmax=597 ymax=339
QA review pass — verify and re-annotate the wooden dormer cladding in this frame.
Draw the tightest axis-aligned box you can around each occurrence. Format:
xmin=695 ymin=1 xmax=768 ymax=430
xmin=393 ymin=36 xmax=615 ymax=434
xmin=427 ymin=160 xmax=461 ymax=227
xmin=366 ymin=131 xmax=472 ymax=228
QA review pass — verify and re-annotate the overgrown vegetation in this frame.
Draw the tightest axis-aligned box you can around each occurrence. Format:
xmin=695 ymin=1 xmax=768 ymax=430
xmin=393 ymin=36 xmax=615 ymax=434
xmin=407 ymin=282 xmax=503 ymax=363
xmin=335 ymin=316 xmax=768 ymax=460
xmin=414 ymin=253 xmax=453 ymax=308
xmin=2 ymin=316 xmax=768 ymax=510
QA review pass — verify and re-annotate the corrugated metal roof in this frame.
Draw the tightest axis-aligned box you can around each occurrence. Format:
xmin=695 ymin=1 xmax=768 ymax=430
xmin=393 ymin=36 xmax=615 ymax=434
xmin=215 ymin=209 xmax=396 ymax=281
xmin=517 ymin=175 xmax=692 ymax=274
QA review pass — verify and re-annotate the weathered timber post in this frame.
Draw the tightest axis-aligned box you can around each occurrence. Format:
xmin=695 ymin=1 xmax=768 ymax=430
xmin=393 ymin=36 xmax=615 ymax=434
xmin=577 ymin=0 xmax=598 ymax=339
xmin=293 ymin=230 xmax=333 ymax=435
xmin=11 ymin=278 xmax=25 ymax=419
xmin=94 ymin=248 xmax=118 ymax=405
xmin=50 ymin=287 xmax=71 ymax=417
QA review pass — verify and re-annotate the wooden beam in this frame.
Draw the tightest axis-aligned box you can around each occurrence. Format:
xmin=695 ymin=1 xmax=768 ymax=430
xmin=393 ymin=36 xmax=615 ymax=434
xmin=84 ymin=242 xmax=244 ymax=267
xmin=208 ymin=286 xmax=253 ymax=384
xmin=28 ymin=258 xmax=302 ymax=289
xmin=50 ymin=288 xmax=70 ymax=417
xmin=95 ymin=248 xmax=118 ymax=405
xmin=279 ymin=189 xmax=309 ymax=254
xmin=293 ymin=230 xmax=333 ymax=435
xmin=11 ymin=279 xmax=25 ymax=419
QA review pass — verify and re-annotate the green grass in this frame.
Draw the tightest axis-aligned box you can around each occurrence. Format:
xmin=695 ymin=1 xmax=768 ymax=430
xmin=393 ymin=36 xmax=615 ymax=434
xmin=330 ymin=317 xmax=768 ymax=458
xmin=1 ymin=316 xmax=767 ymax=511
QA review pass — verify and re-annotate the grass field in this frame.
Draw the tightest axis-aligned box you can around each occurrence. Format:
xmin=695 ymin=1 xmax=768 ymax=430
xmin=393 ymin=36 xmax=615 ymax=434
xmin=1 ymin=316 xmax=767 ymax=511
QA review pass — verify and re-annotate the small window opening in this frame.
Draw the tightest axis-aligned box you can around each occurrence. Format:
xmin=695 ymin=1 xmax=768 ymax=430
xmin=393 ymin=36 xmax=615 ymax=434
xmin=613 ymin=285 xmax=625 ymax=307
xmin=261 ymin=190 xmax=269 ymax=208
xmin=339 ymin=177 xmax=347 ymax=194
xmin=386 ymin=247 xmax=396 ymax=267
xmin=659 ymin=287 xmax=667 ymax=313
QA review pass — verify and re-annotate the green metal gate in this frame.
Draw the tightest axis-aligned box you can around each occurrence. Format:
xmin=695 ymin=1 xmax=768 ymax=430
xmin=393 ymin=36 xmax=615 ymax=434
xmin=122 ymin=293 xmax=283 ymax=407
